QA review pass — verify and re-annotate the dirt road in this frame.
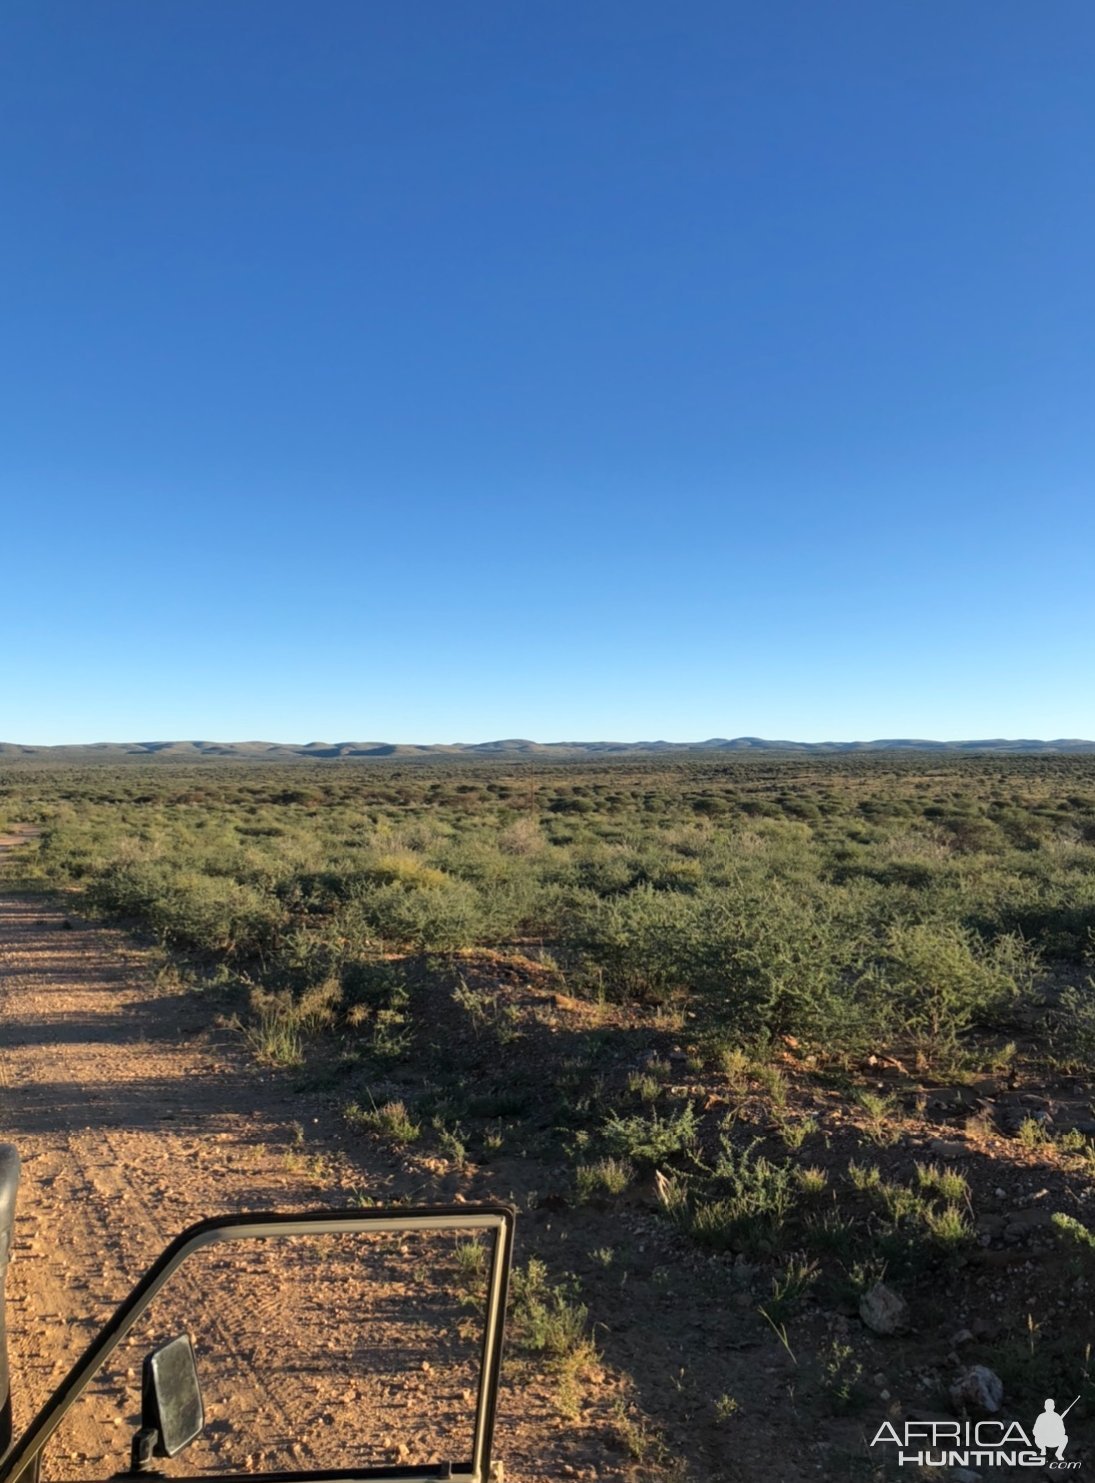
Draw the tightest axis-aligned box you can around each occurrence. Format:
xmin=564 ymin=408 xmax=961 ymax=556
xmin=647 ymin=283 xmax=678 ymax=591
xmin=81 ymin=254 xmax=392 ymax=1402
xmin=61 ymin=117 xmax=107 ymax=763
xmin=0 ymin=835 xmax=617 ymax=1482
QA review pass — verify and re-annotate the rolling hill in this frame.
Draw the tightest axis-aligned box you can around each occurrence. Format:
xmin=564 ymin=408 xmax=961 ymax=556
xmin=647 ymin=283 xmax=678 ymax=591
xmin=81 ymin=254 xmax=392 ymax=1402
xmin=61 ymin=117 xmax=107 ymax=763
xmin=2 ymin=736 xmax=1094 ymax=761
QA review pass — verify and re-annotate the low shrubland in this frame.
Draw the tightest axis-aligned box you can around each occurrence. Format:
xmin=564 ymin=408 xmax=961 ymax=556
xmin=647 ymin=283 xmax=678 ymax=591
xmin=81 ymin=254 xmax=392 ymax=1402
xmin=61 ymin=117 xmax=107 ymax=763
xmin=2 ymin=754 xmax=1091 ymax=1067
xmin=6 ymin=754 xmax=1095 ymax=1470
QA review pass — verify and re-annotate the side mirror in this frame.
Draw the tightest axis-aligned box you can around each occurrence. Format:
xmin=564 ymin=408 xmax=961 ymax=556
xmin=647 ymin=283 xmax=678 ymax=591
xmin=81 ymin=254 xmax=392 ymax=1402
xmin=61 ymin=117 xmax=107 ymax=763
xmin=2 ymin=1204 xmax=514 ymax=1483
xmin=131 ymin=1335 xmax=203 ymax=1470
xmin=0 ymin=1145 xmax=20 ymax=1459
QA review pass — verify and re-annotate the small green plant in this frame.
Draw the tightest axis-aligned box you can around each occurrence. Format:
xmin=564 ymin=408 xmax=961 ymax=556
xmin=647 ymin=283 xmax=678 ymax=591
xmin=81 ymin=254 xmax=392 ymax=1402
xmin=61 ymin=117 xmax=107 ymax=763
xmin=776 ymin=1113 xmax=818 ymax=1150
xmin=763 ymin=1255 xmax=818 ymax=1321
xmin=923 ymin=1202 xmax=973 ymax=1248
xmin=819 ymin=1339 xmax=864 ymax=1413
xmin=755 ymin=1063 xmax=789 ymax=1110
xmin=845 ymin=1256 xmax=888 ymax=1296
xmin=1055 ymin=1127 xmax=1089 ymax=1155
xmin=1054 ymin=979 xmax=1095 ymax=1066
xmin=574 ymin=1157 xmax=633 ymax=1200
xmin=870 ymin=921 xmax=1034 ymax=1064
xmin=371 ymin=1006 xmax=412 ymax=1060
xmin=847 ymin=1160 xmax=882 ymax=1193
xmin=452 ymin=1239 xmax=488 ymax=1294
xmin=796 ymin=1165 xmax=828 ymax=1197
xmin=237 ymin=992 xmax=305 ymax=1067
xmin=451 ymin=976 xmax=521 ymax=1045
xmin=608 ymin=1400 xmax=661 ymax=1463
xmin=508 ymin=1257 xmax=596 ymax=1413
xmin=876 ymin=1178 xmax=927 ymax=1225
xmin=713 ymin=1393 xmax=739 ymax=1424
xmin=451 ymin=975 xmax=490 ymax=1033
xmin=856 ymin=1089 xmax=900 ymax=1146
xmin=1017 ymin=1115 xmax=1047 ymax=1148
xmin=627 ymin=1070 xmax=662 ymax=1103
xmin=915 ymin=1161 xmax=970 ymax=1203
xmin=989 ymin=1040 xmax=1019 ymax=1074
xmin=481 ymin=1123 xmax=505 ymax=1156
xmin=719 ymin=1046 xmax=753 ymax=1090
xmin=433 ymin=1118 xmax=467 ymax=1165
xmin=1053 ymin=1212 xmax=1095 ymax=1250
xmin=681 ymin=1139 xmax=796 ymax=1255
xmin=804 ymin=1209 xmax=856 ymax=1258
xmin=602 ymin=1103 xmax=698 ymax=1164
xmin=344 ymin=1096 xmax=421 ymax=1144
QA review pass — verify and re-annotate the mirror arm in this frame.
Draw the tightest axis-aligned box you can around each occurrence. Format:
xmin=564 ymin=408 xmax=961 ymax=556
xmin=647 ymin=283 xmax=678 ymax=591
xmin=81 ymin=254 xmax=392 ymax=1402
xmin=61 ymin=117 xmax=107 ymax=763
xmin=128 ymin=1429 xmax=160 ymax=1476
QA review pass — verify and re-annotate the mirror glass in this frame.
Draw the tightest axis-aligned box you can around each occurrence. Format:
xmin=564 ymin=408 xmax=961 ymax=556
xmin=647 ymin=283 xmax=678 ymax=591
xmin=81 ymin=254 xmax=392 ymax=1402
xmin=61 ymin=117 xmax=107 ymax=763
xmin=43 ymin=1226 xmax=495 ymax=1479
xmin=144 ymin=1334 xmax=203 ymax=1458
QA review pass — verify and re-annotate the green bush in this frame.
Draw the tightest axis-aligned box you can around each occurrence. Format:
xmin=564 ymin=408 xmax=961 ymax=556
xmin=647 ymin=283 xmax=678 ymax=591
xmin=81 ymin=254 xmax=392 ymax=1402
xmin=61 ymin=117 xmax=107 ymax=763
xmin=1053 ymin=977 xmax=1095 ymax=1063
xmin=10 ymin=752 xmax=1095 ymax=1083
xmin=865 ymin=921 xmax=1035 ymax=1058
xmin=679 ymin=1139 xmax=797 ymax=1254
xmin=569 ymin=884 xmax=701 ymax=1002
xmin=602 ymin=1103 xmax=698 ymax=1164
xmin=352 ymin=878 xmax=484 ymax=951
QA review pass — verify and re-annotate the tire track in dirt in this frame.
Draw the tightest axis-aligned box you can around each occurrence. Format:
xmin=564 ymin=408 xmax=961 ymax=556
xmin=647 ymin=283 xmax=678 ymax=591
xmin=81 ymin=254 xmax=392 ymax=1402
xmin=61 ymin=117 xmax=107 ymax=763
xmin=0 ymin=836 xmax=633 ymax=1483
xmin=0 ymin=862 xmax=412 ymax=1473
xmin=0 ymin=863 xmax=322 ymax=1475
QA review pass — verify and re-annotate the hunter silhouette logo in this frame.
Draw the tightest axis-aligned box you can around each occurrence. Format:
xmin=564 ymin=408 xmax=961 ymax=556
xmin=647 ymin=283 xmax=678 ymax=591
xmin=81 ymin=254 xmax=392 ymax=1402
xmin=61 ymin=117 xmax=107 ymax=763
xmin=1033 ymin=1397 xmax=1077 ymax=1463
xmin=870 ymin=1394 xmax=1082 ymax=1469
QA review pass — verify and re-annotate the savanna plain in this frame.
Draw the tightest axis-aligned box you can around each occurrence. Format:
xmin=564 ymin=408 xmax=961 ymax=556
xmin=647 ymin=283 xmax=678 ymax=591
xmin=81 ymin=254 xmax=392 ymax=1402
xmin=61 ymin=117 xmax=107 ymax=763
xmin=3 ymin=752 xmax=1095 ymax=1481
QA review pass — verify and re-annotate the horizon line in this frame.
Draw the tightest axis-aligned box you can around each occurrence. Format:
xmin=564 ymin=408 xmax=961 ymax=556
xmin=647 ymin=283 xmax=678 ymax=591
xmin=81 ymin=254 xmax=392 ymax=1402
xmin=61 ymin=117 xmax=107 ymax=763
xmin=3 ymin=734 xmax=1095 ymax=751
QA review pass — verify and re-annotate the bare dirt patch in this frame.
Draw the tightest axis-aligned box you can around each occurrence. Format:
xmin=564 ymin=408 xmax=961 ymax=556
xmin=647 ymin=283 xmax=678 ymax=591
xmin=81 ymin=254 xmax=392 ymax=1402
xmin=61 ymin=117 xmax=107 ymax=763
xmin=0 ymin=859 xmax=633 ymax=1481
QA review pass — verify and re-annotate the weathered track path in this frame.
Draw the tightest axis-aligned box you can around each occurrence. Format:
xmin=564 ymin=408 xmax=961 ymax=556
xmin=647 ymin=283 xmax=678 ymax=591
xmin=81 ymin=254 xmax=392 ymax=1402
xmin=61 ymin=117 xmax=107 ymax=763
xmin=0 ymin=834 xmax=619 ymax=1482
xmin=0 ymin=831 xmax=358 ymax=1475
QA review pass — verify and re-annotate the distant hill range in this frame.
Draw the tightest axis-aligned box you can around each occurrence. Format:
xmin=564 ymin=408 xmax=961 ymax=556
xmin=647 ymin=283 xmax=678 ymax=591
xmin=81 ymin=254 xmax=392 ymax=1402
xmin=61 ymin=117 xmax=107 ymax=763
xmin=2 ymin=736 xmax=1094 ymax=761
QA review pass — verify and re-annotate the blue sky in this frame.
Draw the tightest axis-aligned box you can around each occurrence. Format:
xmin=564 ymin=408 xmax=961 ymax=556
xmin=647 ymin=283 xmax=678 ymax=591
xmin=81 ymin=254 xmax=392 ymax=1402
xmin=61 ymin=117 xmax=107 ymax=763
xmin=2 ymin=2 xmax=1093 ymax=744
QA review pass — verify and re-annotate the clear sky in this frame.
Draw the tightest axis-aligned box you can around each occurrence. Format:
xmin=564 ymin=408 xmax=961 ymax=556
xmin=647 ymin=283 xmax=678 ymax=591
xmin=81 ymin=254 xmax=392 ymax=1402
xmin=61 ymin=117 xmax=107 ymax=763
xmin=2 ymin=2 xmax=1093 ymax=745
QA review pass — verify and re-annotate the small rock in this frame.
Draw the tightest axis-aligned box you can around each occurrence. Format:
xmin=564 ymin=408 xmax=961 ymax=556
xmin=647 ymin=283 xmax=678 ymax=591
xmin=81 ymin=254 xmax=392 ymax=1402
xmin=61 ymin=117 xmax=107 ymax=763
xmin=1002 ymin=1208 xmax=1054 ymax=1244
xmin=949 ymin=1364 xmax=1004 ymax=1416
xmin=951 ymin=1328 xmax=974 ymax=1346
xmin=930 ymin=1088 xmax=964 ymax=1107
xmin=931 ymin=1139 xmax=968 ymax=1160
xmin=859 ymin=1282 xmax=909 ymax=1336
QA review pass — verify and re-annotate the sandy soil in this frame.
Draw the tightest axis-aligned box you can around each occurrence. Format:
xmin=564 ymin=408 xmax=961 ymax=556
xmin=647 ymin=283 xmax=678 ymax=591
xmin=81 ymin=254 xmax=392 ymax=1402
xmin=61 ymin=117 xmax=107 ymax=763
xmin=0 ymin=833 xmax=622 ymax=1482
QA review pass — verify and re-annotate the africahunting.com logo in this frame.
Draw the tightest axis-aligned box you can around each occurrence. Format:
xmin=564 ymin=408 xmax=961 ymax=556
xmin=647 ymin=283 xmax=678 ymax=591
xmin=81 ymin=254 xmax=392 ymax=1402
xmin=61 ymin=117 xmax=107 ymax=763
xmin=871 ymin=1396 xmax=1080 ymax=1469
